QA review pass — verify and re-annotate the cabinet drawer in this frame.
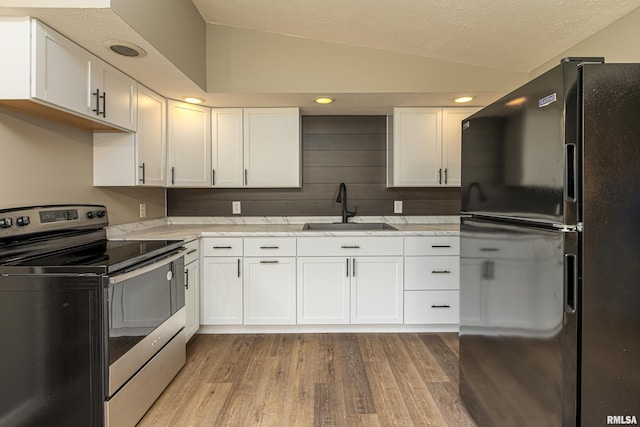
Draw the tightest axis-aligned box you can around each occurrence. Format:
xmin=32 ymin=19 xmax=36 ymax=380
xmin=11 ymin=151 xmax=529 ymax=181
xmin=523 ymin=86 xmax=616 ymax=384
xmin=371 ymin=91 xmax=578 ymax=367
xmin=244 ymin=237 xmax=296 ymax=257
xmin=404 ymin=290 xmax=459 ymax=324
xmin=404 ymin=236 xmax=459 ymax=256
xmin=202 ymin=238 xmax=243 ymax=257
xmin=297 ymin=237 xmax=403 ymax=256
xmin=405 ymin=256 xmax=459 ymax=290
xmin=183 ymin=239 xmax=200 ymax=265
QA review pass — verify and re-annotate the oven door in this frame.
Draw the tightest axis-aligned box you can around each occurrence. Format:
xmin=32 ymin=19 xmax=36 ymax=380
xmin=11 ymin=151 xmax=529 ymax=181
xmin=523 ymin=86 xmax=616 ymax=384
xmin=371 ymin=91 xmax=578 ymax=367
xmin=105 ymin=249 xmax=185 ymax=398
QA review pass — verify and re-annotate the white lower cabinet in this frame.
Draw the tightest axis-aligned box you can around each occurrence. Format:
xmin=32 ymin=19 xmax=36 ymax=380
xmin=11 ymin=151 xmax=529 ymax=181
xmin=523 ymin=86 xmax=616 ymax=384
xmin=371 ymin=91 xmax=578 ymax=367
xmin=201 ymin=257 xmax=243 ymax=325
xmin=297 ymin=257 xmax=350 ymax=324
xmin=243 ymin=257 xmax=296 ymax=325
xmin=404 ymin=236 xmax=460 ymax=325
xmin=351 ymin=256 xmax=404 ymax=324
xmin=183 ymin=240 xmax=200 ymax=342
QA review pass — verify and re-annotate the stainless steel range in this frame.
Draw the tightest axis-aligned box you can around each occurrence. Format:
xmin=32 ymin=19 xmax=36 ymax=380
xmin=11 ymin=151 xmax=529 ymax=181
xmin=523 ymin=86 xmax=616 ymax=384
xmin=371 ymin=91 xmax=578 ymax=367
xmin=0 ymin=204 xmax=186 ymax=426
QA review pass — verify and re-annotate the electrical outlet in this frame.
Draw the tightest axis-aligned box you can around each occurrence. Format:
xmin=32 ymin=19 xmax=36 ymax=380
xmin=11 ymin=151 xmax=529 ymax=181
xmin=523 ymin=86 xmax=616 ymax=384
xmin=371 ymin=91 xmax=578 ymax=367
xmin=232 ymin=201 xmax=241 ymax=215
xmin=139 ymin=203 xmax=147 ymax=218
xmin=394 ymin=200 xmax=403 ymax=214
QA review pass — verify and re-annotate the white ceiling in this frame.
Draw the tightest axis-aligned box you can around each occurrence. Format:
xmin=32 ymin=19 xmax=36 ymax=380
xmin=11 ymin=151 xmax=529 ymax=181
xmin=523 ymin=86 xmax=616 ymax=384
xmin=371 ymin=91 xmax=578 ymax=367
xmin=192 ymin=0 xmax=640 ymax=73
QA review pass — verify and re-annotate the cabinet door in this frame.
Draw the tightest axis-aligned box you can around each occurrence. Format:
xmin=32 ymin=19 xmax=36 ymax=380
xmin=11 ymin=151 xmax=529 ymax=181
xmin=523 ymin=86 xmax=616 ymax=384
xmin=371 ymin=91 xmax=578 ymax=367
xmin=167 ymin=100 xmax=211 ymax=187
xmin=137 ymin=86 xmax=166 ymax=186
xmin=94 ymin=61 xmax=137 ymax=131
xmin=404 ymin=256 xmax=460 ymax=291
xmin=243 ymin=258 xmax=296 ymax=325
xmin=392 ymin=107 xmax=442 ymax=186
xmin=32 ymin=20 xmax=93 ymax=117
xmin=212 ymin=109 xmax=244 ymax=187
xmin=201 ymin=257 xmax=242 ymax=325
xmin=297 ymin=257 xmax=350 ymax=324
xmin=442 ymin=107 xmax=479 ymax=187
xmin=184 ymin=260 xmax=200 ymax=341
xmin=243 ymin=108 xmax=300 ymax=188
xmin=351 ymin=256 xmax=404 ymax=324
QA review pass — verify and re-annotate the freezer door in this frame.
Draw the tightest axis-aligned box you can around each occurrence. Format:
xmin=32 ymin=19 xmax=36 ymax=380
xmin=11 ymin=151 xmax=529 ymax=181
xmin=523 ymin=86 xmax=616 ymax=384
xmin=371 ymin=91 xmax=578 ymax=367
xmin=461 ymin=60 xmax=582 ymax=225
xmin=459 ymin=217 xmax=577 ymax=426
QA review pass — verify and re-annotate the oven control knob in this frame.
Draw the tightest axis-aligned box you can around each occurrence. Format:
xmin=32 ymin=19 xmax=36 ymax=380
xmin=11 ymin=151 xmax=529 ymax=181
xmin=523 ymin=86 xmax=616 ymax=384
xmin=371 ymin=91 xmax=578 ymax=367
xmin=0 ymin=217 xmax=13 ymax=228
xmin=96 ymin=210 xmax=106 ymax=218
xmin=87 ymin=211 xmax=96 ymax=219
xmin=16 ymin=216 xmax=30 ymax=227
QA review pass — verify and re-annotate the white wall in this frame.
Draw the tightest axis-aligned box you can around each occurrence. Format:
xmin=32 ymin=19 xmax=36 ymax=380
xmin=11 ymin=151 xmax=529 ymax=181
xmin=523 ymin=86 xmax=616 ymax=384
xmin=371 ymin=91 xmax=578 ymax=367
xmin=0 ymin=110 xmax=165 ymax=225
xmin=531 ymin=7 xmax=640 ymax=77
xmin=206 ymin=24 xmax=528 ymax=94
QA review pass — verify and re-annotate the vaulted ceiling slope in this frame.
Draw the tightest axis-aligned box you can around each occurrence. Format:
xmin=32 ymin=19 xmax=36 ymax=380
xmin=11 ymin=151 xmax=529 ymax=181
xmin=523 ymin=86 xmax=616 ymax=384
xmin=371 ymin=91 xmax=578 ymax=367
xmin=192 ymin=0 xmax=640 ymax=73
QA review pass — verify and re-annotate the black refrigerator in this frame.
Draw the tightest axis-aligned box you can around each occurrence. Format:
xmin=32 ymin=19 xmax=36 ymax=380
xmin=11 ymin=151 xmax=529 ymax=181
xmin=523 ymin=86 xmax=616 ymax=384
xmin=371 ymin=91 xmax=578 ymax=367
xmin=459 ymin=58 xmax=640 ymax=426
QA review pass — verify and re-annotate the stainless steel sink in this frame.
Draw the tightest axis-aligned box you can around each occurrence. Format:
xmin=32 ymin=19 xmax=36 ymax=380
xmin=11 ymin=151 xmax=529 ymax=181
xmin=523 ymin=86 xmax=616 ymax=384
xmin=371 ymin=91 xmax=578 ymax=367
xmin=302 ymin=223 xmax=397 ymax=231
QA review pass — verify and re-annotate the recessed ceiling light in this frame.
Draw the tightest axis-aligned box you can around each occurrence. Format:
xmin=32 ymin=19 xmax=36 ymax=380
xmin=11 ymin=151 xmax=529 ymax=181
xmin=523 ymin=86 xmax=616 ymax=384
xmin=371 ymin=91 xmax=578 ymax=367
xmin=184 ymin=97 xmax=204 ymax=104
xmin=454 ymin=96 xmax=474 ymax=103
xmin=103 ymin=40 xmax=146 ymax=58
xmin=315 ymin=97 xmax=334 ymax=104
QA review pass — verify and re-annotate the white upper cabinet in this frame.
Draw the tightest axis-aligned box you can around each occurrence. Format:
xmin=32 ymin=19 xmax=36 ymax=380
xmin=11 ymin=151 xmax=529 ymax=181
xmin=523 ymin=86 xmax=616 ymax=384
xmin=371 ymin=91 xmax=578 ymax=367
xmin=244 ymin=108 xmax=301 ymax=188
xmin=211 ymin=109 xmax=245 ymax=187
xmin=0 ymin=17 xmax=136 ymax=131
xmin=390 ymin=107 xmax=443 ymax=187
xmin=93 ymin=85 xmax=165 ymax=186
xmin=91 ymin=60 xmax=137 ymax=132
xmin=136 ymin=86 xmax=166 ymax=186
xmin=388 ymin=107 xmax=479 ymax=187
xmin=167 ymin=100 xmax=212 ymax=187
xmin=31 ymin=19 xmax=94 ymax=118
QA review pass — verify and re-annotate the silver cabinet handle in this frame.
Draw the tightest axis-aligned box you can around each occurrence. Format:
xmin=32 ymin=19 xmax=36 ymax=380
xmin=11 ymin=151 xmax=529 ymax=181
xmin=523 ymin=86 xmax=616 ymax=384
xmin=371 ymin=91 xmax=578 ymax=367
xmin=341 ymin=245 xmax=360 ymax=249
xmin=260 ymin=246 xmax=279 ymax=249
xmin=259 ymin=260 xmax=279 ymax=264
xmin=438 ymin=168 xmax=442 ymax=185
xmin=444 ymin=168 xmax=448 ymax=185
xmin=101 ymin=91 xmax=107 ymax=117
xmin=244 ymin=169 xmax=248 ymax=186
xmin=237 ymin=259 xmax=241 ymax=277
xmin=171 ymin=167 xmax=175 ymax=185
xmin=185 ymin=268 xmax=189 ymax=290
xmin=213 ymin=246 xmax=233 ymax=249
xmin=352 ymin=258 xmax=356 ymax=277
xmin=431 ymin=304 xmax=451 ymax=309
xmin=139 ymin=163 xmax=145 ymax=184
xmin=431 ymin=270 xmax=451 ymax=274
xmin=212 ymin=169 xmax=216 ymax=186
xmin=346 ymin=258 xmax=349 ymax=277
xmin=92 ymin=89 xmax=101 ymax=116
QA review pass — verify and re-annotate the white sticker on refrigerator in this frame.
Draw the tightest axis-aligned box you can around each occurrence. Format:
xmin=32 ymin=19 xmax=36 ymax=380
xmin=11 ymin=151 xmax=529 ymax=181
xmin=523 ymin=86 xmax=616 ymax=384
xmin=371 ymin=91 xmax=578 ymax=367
xmin=539 ymin=93 xmax=557 ymax=107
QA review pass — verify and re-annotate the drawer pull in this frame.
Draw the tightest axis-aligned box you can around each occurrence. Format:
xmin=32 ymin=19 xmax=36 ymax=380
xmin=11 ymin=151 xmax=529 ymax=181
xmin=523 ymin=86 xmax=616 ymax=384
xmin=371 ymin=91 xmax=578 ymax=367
xmin=260 ymin=246 xmax=280 ymax=249
xmin=213 ymin=246 xmax=233 ymax=249
xmin=480 ymin=248 xmax=500 ymax=252
xmin=431 ymin=304 xmax=451 ymax=309
xmin=431 ymin=270 xmax=451 ymax=274
xmin=431 ymin=245 xmax=451 ymax=248
xmin=186 ymin=249 xmax=198 ymax=255
xmin=341 ymin=245 xmax=360 ymax=249
xmin=260 ymin=260 xmax=279 ymax=264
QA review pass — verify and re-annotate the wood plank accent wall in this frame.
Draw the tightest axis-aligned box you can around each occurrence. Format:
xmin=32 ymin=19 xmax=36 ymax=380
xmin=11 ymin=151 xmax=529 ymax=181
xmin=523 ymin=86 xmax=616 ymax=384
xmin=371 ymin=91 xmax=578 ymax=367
xmin=167 ymin=116 xmax=461 ymax=217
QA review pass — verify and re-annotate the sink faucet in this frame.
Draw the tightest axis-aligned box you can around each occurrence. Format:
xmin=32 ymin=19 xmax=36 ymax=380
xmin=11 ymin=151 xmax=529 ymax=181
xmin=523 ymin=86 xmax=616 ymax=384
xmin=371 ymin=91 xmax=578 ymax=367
xmin=336 ymin=182 xmax=357 ymax=223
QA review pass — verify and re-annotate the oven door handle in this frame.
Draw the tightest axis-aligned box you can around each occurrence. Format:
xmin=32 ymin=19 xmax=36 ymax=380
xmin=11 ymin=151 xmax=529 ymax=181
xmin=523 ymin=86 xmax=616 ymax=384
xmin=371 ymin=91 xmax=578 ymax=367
xmin=109 ymin=249 xmax=186 ymax=284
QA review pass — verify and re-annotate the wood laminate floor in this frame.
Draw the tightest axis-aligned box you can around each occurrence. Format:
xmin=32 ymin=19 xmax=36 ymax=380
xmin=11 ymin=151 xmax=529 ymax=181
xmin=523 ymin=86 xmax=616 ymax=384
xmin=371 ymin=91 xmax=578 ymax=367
xmin=139 ymin=333 xmax=477 ymax=427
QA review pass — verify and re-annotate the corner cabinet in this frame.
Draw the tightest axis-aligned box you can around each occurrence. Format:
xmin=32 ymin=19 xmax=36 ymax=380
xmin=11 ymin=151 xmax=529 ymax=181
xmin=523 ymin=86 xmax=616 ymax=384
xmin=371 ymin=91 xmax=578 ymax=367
xmin=388 ymin=107 xmax=479 ymax=187
xmin=93 ymin=85 xmax=165 ymax=186
xmin=167 ymin=100 xmax=212 ymax=187
xmin=0 ymin=17 xmax=136 ymax=132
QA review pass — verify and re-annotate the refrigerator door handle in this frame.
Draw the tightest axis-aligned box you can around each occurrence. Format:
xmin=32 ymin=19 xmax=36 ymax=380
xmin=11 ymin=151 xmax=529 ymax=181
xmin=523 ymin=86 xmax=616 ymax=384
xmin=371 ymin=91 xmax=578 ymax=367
xmin=564 ymin=143 xmax=577 ymax=203
xmin=564 ymin=253 xmax=577 ymax=313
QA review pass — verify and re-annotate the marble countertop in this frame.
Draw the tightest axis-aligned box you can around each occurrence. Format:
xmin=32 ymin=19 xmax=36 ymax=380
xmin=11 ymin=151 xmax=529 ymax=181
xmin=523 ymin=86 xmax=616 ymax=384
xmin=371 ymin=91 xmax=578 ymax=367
xmin=107 ymin=216 xmax=460 ymax=241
